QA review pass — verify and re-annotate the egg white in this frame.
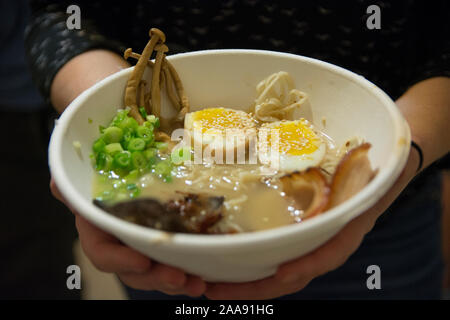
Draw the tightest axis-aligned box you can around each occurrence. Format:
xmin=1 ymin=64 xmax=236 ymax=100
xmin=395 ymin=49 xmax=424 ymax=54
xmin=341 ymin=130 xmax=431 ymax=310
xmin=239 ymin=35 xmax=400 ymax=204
xmin=258 ymin=119 xmax=326 ymax=172
xmin=184 ymin=108 xmax=257 ymax=163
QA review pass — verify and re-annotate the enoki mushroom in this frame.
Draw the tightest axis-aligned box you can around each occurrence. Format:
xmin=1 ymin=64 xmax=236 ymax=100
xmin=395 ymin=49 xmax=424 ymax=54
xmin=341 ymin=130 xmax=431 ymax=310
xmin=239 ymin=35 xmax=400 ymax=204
xmin=123 ymin=28 xmax=189 ymax=141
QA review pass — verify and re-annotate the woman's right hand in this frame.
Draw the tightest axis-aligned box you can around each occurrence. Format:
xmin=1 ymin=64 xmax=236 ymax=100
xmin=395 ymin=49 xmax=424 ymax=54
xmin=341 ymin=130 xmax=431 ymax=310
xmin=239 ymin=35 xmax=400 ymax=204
xmin=50 ymin=50 xmax=206 ymax=297
xmin=51 ymin=178 xmax=206 ymax=297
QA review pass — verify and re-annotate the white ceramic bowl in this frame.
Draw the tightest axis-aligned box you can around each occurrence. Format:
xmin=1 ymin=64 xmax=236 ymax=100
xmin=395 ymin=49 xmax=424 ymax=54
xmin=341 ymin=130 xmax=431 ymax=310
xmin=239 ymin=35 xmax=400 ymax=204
xmin=49 ymin=50 xmax=410 ymax=282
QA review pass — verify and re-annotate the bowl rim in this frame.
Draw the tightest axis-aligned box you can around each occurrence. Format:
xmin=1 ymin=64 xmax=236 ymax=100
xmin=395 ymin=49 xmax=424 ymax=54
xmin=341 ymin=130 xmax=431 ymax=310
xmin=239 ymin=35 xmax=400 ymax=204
xmin=49 ymin=49 xmax=410 ymax=250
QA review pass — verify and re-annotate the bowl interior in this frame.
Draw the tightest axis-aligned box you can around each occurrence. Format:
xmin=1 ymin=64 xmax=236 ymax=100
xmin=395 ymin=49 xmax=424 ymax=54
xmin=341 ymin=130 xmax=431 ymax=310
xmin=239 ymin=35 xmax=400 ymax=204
xmin=50 ymin=49 xmax=410 ymax=242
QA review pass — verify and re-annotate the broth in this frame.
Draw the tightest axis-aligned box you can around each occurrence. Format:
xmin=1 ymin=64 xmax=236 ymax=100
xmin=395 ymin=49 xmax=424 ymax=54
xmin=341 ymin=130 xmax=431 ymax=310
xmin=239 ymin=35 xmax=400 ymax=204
xmin=93 ymin=131 xmax=343 ymax=233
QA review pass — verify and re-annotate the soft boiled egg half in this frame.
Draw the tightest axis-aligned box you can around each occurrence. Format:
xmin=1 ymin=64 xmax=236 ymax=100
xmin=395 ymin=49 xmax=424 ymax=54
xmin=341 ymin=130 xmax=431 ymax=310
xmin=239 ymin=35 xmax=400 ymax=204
xmin=258 ymin=119 xmax=326 ymax=171
xmin=184 ymin=107 xmax=257 ymax=161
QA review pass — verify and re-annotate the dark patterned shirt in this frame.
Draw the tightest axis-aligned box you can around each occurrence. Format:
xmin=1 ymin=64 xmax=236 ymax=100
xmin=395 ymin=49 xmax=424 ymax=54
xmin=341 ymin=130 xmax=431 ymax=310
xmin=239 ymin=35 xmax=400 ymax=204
xmin=26 ymin=0 xmax=449 ymax=102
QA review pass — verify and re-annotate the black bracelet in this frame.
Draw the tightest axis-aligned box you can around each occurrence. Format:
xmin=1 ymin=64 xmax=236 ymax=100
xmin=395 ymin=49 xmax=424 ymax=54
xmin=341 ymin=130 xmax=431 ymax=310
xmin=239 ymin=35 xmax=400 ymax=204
xmin=411 ymin=141 xmax=424 ymax=173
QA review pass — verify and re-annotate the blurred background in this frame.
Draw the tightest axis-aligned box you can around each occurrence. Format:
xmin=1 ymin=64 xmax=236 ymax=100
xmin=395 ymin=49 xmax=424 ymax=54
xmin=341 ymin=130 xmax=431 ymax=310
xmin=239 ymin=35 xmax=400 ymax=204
xmin=0 ymin=0 xmax=448 ymax=299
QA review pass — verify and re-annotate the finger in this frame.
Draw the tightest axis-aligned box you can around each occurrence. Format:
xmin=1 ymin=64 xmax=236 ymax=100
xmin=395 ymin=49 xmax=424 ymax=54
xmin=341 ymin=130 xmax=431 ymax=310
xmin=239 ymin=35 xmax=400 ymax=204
xmin=205 ymin=275 xmax=309 ymax=300
xmin=76 ymin=215 xmax=151 ymax=274
xmin=206 ymin=278 xmax=274 ymax=300
xmin=118 ymin=272 xmax=206 ymax=297
xmin=118 ymin=271 xmax=185 ymax=295
xmin=184 ymin=275 xmax=207 ymax=297
xmin=117 ymin=263 xmax=187 ymax=295
xmin=148 ymin=262 xmax=187 ymax=289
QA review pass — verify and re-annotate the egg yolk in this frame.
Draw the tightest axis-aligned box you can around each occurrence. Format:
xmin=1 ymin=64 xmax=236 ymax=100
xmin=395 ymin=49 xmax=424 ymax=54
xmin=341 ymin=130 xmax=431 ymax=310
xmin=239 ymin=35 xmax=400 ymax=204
xmin=266 ymin=121 xmax=320 ymax=156
xmin=192 ymin=108 xmax=255 ymax=133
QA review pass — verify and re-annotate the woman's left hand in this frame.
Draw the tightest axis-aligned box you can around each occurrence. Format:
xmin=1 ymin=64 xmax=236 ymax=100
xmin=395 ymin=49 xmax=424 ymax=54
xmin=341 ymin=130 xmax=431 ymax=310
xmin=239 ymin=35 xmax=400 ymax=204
xmin=205 ymin=147 xmax=420 ymax=300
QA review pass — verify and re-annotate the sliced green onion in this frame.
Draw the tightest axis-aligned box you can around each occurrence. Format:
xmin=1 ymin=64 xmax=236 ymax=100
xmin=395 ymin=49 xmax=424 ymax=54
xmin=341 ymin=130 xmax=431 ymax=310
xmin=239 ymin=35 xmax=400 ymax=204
xmin=124 ymin=169 xmax=139 ymax=183
xmin=136 ymin=126 xmax=154 ymax=144
xmin=95 ymin=152 xmax=106 ymax=169
xmin=131 ymin=151 xmax=147 ymax=169
xmin=139 ymin=107 xmax=148 ymax=119
xmin=154 ymin=160 xmax=172 ymax=177
xmin=111 ymin=109 xmax=129 ymax=126
xmin=128 ymin=138 xmax=146 ymax=152
xmin=112 ymin=168 xmax=128 ymax=178
xmin=144 ymin=148 xmax=157 ymax=160
xmin=93 ymin=109 xmax=178 ymax=199
xmin=143 ymin=148 xmax=157 ymax=166
xmin=93 ymin=138 xmax=106 ymax=153
xmin=118 ymin=117 xmax=138 ymax=132
xmin=102 ymin=126 xmax=123 ymax=144
xmin=120 ymin=129 xmax=132 ymax=149
xmin=104 ymin=142 xmax=123 ymax=155
xmin=95 ymin=152 xmax=113 ymax=171
xmin=143 ymin=122 xmax=154 ymax=131
xmin=113 ymin=151 xmax=131 ymax=168
xmin=146 ymin=115 xmax=160 ymax=128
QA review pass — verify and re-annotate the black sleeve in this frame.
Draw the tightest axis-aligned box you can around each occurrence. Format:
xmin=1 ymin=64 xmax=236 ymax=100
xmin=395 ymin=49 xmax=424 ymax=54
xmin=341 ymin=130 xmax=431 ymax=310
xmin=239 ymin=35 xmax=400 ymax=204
xmin=407 ymin=0 xmax=450 ymax=87
xmin=24 ymin=0 xmax=126 ymax=102
xmin=408 ymin=0 xmax=450 ymax=170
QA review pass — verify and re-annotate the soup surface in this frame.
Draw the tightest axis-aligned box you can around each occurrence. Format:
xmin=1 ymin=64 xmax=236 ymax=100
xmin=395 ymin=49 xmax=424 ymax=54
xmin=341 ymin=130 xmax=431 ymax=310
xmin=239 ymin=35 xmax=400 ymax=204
xmin=93 ymin=129 xmax=343 ymax=233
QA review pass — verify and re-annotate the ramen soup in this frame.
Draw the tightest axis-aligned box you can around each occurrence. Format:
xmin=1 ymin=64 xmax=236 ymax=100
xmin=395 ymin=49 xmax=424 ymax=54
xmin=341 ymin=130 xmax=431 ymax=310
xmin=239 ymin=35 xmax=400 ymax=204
xmin=91 ymin=71 xmax=374 ymax=234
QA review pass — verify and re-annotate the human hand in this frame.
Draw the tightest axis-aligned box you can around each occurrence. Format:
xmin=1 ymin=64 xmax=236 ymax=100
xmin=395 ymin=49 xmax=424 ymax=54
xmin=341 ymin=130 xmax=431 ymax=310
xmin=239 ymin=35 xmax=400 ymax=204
xmin=205 ymin=147 xmax=420 ymax=299
xmin=50 ymin=178 xmax=207 ymax=297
